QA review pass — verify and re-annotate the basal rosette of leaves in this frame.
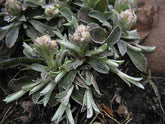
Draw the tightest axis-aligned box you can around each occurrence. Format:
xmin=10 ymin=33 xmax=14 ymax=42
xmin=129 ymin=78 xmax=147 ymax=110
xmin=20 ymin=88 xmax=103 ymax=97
xmin=1 ymin=0 xmax=156 ymax=123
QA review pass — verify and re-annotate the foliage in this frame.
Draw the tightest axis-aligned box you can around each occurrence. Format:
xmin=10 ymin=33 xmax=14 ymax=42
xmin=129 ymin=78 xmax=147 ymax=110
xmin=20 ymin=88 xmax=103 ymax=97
xmin=1 ymin=0 xmax=156 ymax=123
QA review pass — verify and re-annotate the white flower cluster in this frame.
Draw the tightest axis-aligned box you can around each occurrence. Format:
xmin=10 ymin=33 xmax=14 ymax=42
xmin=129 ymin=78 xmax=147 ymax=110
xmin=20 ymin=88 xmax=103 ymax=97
xmin=5 ymin=0 xmax=22 ymax=16
xmin=35 ymin=35 xmax=58 ymax=50
xmin=119 ymin=9 xmax=136 ymax=23
xmin=72 ymin=25 xmax=91 ymax=43
xmin=44 ymin=5 xmax=59 ymax=17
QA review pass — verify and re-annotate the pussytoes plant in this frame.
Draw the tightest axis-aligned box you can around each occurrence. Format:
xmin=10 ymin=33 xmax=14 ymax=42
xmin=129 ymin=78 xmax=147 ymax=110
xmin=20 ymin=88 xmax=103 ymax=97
xmin=1 ymin=0 xmax=156 ymax=123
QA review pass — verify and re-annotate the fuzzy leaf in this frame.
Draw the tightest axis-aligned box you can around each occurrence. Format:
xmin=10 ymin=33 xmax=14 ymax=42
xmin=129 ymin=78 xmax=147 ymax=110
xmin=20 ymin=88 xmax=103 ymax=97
xmin=122 ymin=30 xmax=140 ymax=40
xmin=51 ymin=103 xmax=66 ymax=123
xmin=88 ymin=58 xmax=109 ymax=74
xmin=31 ymin=63 xmax=47 ymax=72
xmin=89 ymin=10 xmax=111 ymax=28
xmin=90 ymin=27 xmax=108 ymax=44
xmin=5 ymin=26 xmax=20 ymax=48
xmin=106 ymin=25 xmax=122 ymax=48
xmin=117 ymin=40 xmax=127 ymax=56
xmin=78 ymin=7 xmax=94 ymax=23
xmin=84 ymin=0 xmax=100 ymax=8
xmin=61 ymin=70 xmax=77 ymax=89
xmin=29 ymin=20 xmax=54 ymax=36
xmin=60 ymin=7 xmax=74 ymax=21
xmin=127 ymin=48 xmax=147 ymax=72
xmin=4 ymin=90 xmax=26 ymax=103
xmin=66 ymin=105 xmax=74 ymax=124
xmin=85 ymin=43 xmax=107 ymax=56
xmin=71 ymin=89 xmax=83 ymax=105
xmin=0 ymin=28 xmax=8 ymax=41
xmin=94 ymin=0 xmax=108 ymax=12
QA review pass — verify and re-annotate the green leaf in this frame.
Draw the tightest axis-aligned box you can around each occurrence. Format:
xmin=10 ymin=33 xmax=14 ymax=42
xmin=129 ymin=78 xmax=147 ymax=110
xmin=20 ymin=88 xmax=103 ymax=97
xmin=61 ymin=70 xmax=77 ymax=89
xmin=84 ymin=0 xmax=100 ymax=8
xmin=22 ymin=82 xmax=40 ymax=91
xmin=78 ymin=7 xmax=94 ymax=23
xmin=85 ymin=43 xmax=107 ymax=56
xmin=29 ymin=20 xmax=54 ymax=36
xmin=0 ymin=28 xmax=8 ymax=41
xmin=51 ymin=103 xmax=66 ymax=123
xmin=66 ymin=104 xmax=74 ymax=124
xmin=90 ymin=27 xmax=108 ymax=44
xmin=31 ymin=63 xmax=47 ymax=72
xmin=117 ymin=40 xmax=127 ymax=56
xmin=135 ymin=44 xmax=156 ymax=52
xmin=60 ymin=7 xmax=74 ymax=21
xmin=55 ymin=70 xmax=67 ymax=83
xmin=122 ymin=30 xmax=140 ymax=40
xmin=88 ymin=58 xmax=109 ymax=74
xmin=89 ymin=10 xmax=111 ymax=28
xmin=86 ymin=89 xmax=93 ymax=118
xmin=94 ymin=0 xmax=108 ymax=12
xmin=61 ymin=85 xmax=74 ymax=105
xmin=127 ymin=48 xmax=147 ymax=72
xmin=40 ymin=82 xmax=57 ymax=95
xmin=71 ymin=89 xmax=83 ymax=105
xmin=91 ymin=75 xmax=101 ymax=95
xmin=5 ymin=26 xmax=20 ymax=48
xmin=56 ymin=39 xmax=81 ymax=52
xmin=4 ymin=90 xmax=26 ymax=103
xmin=25 ymin=24 xmax=41 ymax=40
xmin=72 ymin=60 xmax=84 ymax=69
xmin=23 ymin=42 xmax=34 ymax=58
xmin=106 ymin=25 xmax=122 ymax=48
xmin=29 ymin=80 xmax=48 ymax=95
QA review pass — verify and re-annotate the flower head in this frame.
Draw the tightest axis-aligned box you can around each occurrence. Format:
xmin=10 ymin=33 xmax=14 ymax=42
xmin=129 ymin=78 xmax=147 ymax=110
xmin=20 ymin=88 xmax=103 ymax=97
xmin=72 ymin=25 xmax=91 ymax=43
xmin=44 ymin=5 xmax=59 ymax=17
xmin=35 ymin=35 xmax=58 ymax=50
xmin=5 ymin=0 xmax=22 ymax=16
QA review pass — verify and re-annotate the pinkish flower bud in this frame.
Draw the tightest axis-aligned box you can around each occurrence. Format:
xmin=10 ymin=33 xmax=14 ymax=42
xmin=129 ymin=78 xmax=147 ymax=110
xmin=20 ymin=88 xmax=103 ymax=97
xmin=35 ymin=35 xmax=58 ymax=50
xmin=44 ymin=5 xmax=59 ymax=17
xmin=5 ymin=0 xmax=22 ymax=16
xmin=72 ymin=25 xmax=91 ymax=43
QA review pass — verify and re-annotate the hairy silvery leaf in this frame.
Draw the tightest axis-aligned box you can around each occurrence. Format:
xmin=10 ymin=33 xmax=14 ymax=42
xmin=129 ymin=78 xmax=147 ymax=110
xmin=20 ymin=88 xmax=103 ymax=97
xmin=5 ymin=26 xmax=20 ymax=48
xmin=85 ymin=43 xmax=107 ymax=56
xmin=90 ymin=27 xmax=108 ymax=44
xmin=61 ymin=70 xmax=77 ymax=89
xmin=23 ymin=42 xmax=34 ymax=58
xmin=61 ymin=85 xmax=74 ymax=105
xmin=78 ymin=7 xmax=94 ymax=23
xmin=117 ymin=40 xmax=127 ymax=56
xmin=91 ymin=75 xmax=101 ymax=95
xmin=66 ymin=104 xmax=74 ymax=124
xmin=24 ymin=24 xmax=41 ymax=40
xmin=88 ymin=58 xmax=109 ymax=74
xmin=127 ymin=48 xmax=147 ymax=72
xmin=89 ymin=10 xmax=112 ymax=29
xmin=40 ymin=82 xmax=57 ymax=95
xmin=126 ymin=43 xmax=142 ymax=52
xmin=51 ymin=103 xmax=66 ymax=123
xmin=84 ymin=0 xmax=100 ymax=9
xmin=0 ymin=29 xmax=8 ymax=41
xmin=71 ymin=89 xmax=83 ymax=105
xmin=94 ymin=0 xmax=108 ymax=12
xmin=135 ymin=44 xmax=156 ymax=52
xmin=106 ymin=25 xmax=122 ymax=48
xmin=60 ymin=7 xmax=74 ymax=21
xmin=86 ymin=89 xmax=93 ymax=118
xmin=122 ymin=30 xmax=140 ymax=40
xmin=29 ymin=80 xmax=48 ymax=95
xmin=31 ymin=63 xmax=48 ymax=72
xmin=29 ymin=20 xmax=54 ymax=36
xmin=4 ymin=90 xmax=26 ymax=103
